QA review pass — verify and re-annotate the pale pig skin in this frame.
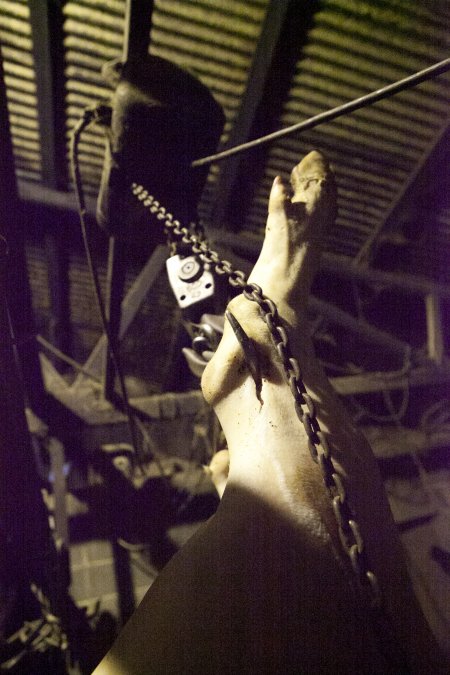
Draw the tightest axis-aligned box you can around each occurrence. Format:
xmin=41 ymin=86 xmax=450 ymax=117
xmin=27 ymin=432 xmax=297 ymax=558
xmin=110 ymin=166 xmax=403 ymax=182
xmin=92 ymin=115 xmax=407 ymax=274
xmin=93 ymin=152 xmax=446 ymax=674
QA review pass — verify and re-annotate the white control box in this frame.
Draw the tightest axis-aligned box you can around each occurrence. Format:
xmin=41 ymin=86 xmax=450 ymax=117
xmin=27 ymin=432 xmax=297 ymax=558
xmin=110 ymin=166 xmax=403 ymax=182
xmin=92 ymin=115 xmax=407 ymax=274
xmin=166 ymin=254 xmax=215 ymax=308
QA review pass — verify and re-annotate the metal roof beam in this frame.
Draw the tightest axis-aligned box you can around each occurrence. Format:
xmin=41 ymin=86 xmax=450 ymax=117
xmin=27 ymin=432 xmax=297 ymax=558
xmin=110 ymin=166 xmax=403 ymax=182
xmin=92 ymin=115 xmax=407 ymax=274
xmin=359 ymin=122 xmax=450 ymax=266
xmin=331 ymin=362 xmax=450 ymax=396
xmin=123 ymin=0 xmax=154 ymax=62
xmin=14 ymin=179 xmax=450 ymax=299
xmin=210 ymin=0 xmax=292 ymax=228
xmin=208 ymin=228 xmax=450 ymax=298
xmin=29 ymin=0 xmax=67 ymax=189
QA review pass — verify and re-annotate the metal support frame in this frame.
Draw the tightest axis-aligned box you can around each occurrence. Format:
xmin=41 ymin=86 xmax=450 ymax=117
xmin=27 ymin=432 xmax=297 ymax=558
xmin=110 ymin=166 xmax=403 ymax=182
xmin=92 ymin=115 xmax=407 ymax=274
xmin=6 ymin=4 xmax=450 ymax=405
xmin=7 ymin=0 xmax=450 ymax=648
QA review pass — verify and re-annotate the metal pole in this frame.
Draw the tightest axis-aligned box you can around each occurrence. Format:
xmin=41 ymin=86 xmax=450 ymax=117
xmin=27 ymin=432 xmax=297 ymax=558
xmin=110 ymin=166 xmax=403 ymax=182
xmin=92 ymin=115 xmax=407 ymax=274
xmin=192 ymin=57 xmax=450 ymax=167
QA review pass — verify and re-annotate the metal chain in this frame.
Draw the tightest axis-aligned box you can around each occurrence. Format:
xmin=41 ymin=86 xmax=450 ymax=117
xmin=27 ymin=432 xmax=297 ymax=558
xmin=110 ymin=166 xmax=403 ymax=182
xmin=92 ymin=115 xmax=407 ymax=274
xmin=131 ymin=182 xmax=382 ymax=609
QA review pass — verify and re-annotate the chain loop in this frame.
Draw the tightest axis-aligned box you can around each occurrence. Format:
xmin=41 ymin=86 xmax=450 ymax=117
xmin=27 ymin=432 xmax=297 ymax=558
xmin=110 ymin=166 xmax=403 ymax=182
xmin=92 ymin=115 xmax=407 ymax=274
xmin=131 ymin=184 xmax=383 ymax=611
xmin=228 ymin=269 xmax=247 ymax=288
xmin=317 ymin=452 xmax=335 ymax=488
xmin=241 ymin=283 xmax=261 ymax=302
xmin=316 ymin=430 xmax=331 ymax=459
xmin=331 ymin=471 xmax=346 ymax=501
xmin=215 ymin=259 xmax=232 ymax=275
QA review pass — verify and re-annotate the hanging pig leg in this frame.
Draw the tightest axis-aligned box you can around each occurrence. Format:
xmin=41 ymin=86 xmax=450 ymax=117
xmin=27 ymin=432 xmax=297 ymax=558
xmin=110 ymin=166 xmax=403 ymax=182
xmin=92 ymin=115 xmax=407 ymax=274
xmin=202 ymin=151 xmax=445 ymax=673
xmin=93 ymin=152 xmax=445 ymax=674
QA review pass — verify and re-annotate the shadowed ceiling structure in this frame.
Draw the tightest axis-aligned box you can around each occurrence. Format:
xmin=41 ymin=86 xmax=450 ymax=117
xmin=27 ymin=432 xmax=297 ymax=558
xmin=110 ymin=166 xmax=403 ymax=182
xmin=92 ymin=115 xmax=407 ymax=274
xmin=1 ymin=0 xmax=449 ymax=271
xmin=0 ymin=0 xmax=449 ymax=403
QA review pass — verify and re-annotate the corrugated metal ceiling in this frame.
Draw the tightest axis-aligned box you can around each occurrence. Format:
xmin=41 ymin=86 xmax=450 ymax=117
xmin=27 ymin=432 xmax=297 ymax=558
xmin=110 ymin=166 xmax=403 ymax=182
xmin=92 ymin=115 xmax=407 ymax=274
xmin=0 ymin=0 xmax=449 ymax=278
xmin=245 ymin=0 xmax=450 ymax=263
xmin=0 ymin=0 xmax=40 ymax=181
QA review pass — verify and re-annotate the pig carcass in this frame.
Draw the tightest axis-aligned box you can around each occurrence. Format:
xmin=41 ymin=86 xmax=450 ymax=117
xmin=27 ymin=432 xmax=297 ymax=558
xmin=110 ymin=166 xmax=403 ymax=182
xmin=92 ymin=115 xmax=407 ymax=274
xmin=93 ymin=152 xmax=446 ymax=674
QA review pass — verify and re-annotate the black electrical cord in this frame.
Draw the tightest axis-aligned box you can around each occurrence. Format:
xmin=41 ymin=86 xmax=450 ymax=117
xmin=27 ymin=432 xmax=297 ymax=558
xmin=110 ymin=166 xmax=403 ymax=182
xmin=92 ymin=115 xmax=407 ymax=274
xmin=69 ymin=105 xmax=144 ymax=466
xmin=192 ymin=56 xmax=450 ymax=168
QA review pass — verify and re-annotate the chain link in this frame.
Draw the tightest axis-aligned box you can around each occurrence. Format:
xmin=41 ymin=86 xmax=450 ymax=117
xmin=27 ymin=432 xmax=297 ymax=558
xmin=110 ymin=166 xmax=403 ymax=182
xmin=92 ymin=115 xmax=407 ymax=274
xmin=131 ymin=183 xmax=383 ymax=609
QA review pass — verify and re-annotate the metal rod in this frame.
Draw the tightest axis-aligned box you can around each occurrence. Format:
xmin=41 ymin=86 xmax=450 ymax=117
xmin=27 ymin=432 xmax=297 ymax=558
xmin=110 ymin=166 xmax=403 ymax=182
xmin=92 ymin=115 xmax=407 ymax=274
xmin=425 ymin=293 xmax=444 ymax=365
xmin=192 ymin=57 xmax=450 ymax=168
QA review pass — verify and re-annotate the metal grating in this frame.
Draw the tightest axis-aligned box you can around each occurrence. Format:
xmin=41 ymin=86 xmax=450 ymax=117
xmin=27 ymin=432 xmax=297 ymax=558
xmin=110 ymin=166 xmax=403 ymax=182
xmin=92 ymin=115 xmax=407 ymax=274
xmin=0 ymin=0 xmax=41 ymax=182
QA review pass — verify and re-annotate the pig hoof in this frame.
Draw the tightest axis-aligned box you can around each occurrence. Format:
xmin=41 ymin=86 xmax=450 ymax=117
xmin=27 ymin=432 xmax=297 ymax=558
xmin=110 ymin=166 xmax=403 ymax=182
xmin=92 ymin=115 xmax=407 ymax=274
xmin=247 ymin=150 xmax=337 ymax=311
xmin=201 ymin=151 xmax=337 ymax=408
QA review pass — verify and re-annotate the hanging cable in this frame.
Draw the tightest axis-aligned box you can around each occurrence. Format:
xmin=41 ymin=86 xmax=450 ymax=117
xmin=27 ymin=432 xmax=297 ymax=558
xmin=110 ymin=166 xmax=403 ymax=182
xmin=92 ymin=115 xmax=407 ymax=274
xmin=69 ymin=105 xmax=144 ymax=466
xmin=192 ymin=57 xmax=450 ymax=168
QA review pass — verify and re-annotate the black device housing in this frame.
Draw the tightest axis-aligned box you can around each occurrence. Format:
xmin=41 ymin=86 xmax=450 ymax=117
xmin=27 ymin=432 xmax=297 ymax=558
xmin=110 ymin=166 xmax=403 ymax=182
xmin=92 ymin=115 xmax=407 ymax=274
xmin=96 ymin=55 xmax=225 ymax=238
